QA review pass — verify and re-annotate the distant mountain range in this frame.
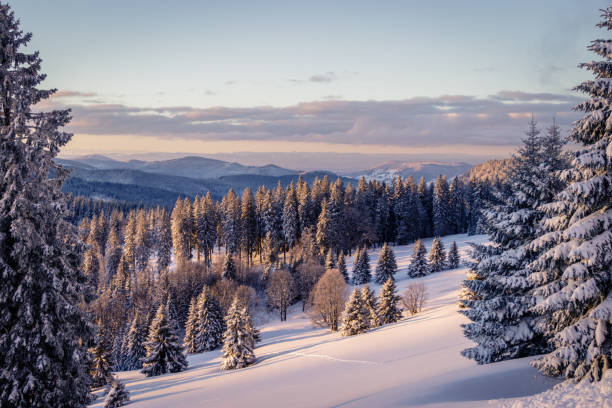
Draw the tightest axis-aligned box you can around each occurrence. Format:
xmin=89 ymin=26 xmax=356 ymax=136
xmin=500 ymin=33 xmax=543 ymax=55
xmin=346 ymin=160 xmax=473 ymax=183
xmin=57 ymin=155 xmax=483 ymax=207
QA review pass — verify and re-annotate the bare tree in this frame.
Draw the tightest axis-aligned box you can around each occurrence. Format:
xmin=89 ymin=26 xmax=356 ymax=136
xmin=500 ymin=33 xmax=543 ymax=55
xmin=295 ymin=259 xmax=325 ymax=311
xmin=402 ymin=283 xmax=427 ymax=315
xmin=266 ymin=269 xmax=295 ymax=321
xmin=309 ymin=269 xmax=348 ymax=331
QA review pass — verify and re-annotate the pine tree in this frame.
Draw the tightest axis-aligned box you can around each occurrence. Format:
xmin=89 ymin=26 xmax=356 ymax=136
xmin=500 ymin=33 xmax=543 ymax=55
xmin=428 ymin=237 xmax=446 ymax=273
xmin=316 ymin=199 xmax=332 ymax=254
xmin=526 ymin=9 xmax=612 ymax=382
xmin=407 ymin=240 xmax=429 ymax=277
xmin=134 ymin=210 xmax=152 ymax=273
xmin=155 ymin=208 xmax=173 ymax=273
xmin=103 ymin=377 xmax=130 ymax=408
xmin=141 ymin=304 xmax=188 ymax=377
xmin=124 ymin=312 xmax=147 ymax=370
xmin=171 ymin=199 xmax=191 ymax=265
xmin=240 ymin=188 xmax=257 ymax=264
xmin=352 ymin=246 xmax=372 ymax=285
xmin=90 ymin=331 xmax=113 ymax=388
xmin=337 ymin=252 xmax=349 ymax=283
xmin=222 ymin=252 xmax=237 ymax=280
xmin=221 ymin=299 xmax=256 ymax=370
xmin=447 ymin=241 xmax=460 ymax=269
xmin=361 ymin=284 xmax=380 ymax=328
xmin=378 ymin=278 xmax=402 ymax=324
xmin=282 ymin=182 xmax=300 ymax=249
xmin=375 ymin=243 xmax=398 ymax=284
xmin=183 ymin=297 xmax=198 ymax=353
xmin=0 ymin=6 xmax=94 ymax=406
xmin=195 ymin=287 xmax=225 ymax=352
xmin=325 ymin=248 xmax=335 ymax=270
xmin=433 ymin=175 xmax=452 ymax=237
xmin=341 ymin=288 xmax=369 ymax=336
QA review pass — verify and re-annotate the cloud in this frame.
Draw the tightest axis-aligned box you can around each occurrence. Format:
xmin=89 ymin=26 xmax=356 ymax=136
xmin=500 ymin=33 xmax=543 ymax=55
xmin=52 ymin=90 xmax=97 ymax=98
xmin=309 ymin=72 xmax=337 ymax=83
xmin=43 ymin=90 xmax=582 ymax=149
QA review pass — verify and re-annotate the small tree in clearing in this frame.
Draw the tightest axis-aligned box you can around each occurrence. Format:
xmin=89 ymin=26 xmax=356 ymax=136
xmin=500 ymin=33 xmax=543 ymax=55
xmin=266 ymin=268 xmax=295 ymax=321
xmin=309 ymin=269 xmax=348 ymax=331
xmin=104 ymin=377 xmax=130 ymax=408
xmin=378 ymin=278 xmax=403 ymax=325
xmin=341 ymin=288 xmax=369 ymax=336
xmin=447 ymin=241 xmax=460 ymax=269
xmin=407 ymin=240 xmax=429 ymax=277
xmin=428 ymin=237 xmax=446 ymax=273
xmin=221 ymin=299 xmax=256 ymax=370
xmin=222 ymin=252 xmax=237 ymax=280
xmin=361 ymin=284 xmax=380 ymax=328
xmin=141 ymin=304 xmax=188 ymax=377
xmin=402 ymin=283 xmax=427 ymax=316
xmin=374 ymin=243 xmax=398 ymax=284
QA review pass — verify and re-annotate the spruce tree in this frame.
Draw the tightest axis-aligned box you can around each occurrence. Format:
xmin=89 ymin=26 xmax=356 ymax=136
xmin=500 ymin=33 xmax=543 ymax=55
xmin=195 ymin=287 xmax=225 ymax=352
xmin=124 ymin=312 xmax=147 ymax=370
xmin=103 ymin=377 xmax=130 ymax=408
xmin=337 ymin=252 xmax=349 ymax=283
xmin=407 ymin=240 xmax=429 ymax=277
xmin=433 ymin=175 xmax=452 ymax=237
xmin=428 ymin=237 xmax=446 ymax=273
xmin=0 ymin=6 xmax=94 ymax=406
xmin=361 ymin=284 xmax=380 ymax=328
xmin=352 ymin=246 xmax=371 ymax=285
xmin=375 ymin=243 xmax=398 ymax=284
xmin=378 ymin=278 xmax=403 ymax=324
xmin=526 ymin=9 xmax=612 ymax=382
xmin=282 ymin=182 xmax=300 ymax=249
xmin=90 ymin=331 xmax=113 ymax=388
xmin=141 ymin=304 xmax=188 ymax=377
xmin=183 ymin=297 xmax=198 ymax=353
xmin=222 ymin=252 xmax=237 ymax=280
xmin=341 ymin=288 xmax=369 ymax=336
xmin=447 ymin=241 xmax=460 ymax=269
xmin=221 ymin=299 xmax=256 ymax=370
xmin=325 ymin=248 xmax=335 ymax=270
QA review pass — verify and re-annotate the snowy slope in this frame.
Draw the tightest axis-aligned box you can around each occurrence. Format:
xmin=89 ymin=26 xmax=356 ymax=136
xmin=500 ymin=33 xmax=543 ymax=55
xmin=91 ymin=234 xmax=561 ymax=408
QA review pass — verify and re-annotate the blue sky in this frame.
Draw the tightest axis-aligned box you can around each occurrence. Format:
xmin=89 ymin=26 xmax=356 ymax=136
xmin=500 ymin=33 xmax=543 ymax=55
xmin=10 ymin=0 xmax=610 ymax=166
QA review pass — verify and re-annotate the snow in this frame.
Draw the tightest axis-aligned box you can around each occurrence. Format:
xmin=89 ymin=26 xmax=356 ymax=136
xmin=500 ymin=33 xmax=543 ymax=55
xmin=90 ymin=234 xmax=565 ymax=408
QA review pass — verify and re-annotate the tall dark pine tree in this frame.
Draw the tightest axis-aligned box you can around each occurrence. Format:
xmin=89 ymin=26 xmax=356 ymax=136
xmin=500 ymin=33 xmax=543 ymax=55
xmin=195 ymin=286 xmax=225 ymax=352
xmin=447 ymin=241 xmax=460 ymax=269
xmin=89 ymin=330 xmax=112 ymax=388
xmin=407 ymin=240 xmax=429 ymax=277
xmin=378 ymin=278 xmax=402 ymax=325
xmin=428 ymin=237 xmax=446 ymax=273
xmin=433 ymin=175 xmax=452 ymax=237
xmin=141 ymin=304 xmax=188 ymax=377
xmin=375 ymin=243 xmax=398 ymax=284
xmin=0 ymin=6 xmax=94 ymax=407
xmin=527 ymin=9 xmax=612 ymax=382
xmin=124 ymin=312 xmax=147 ymax=370
xmin=460 ymin=116 xmax=563 ymax=365
xmin=337 ymin=251 xmax=349 ymax=283
xmin=352 ymin=247 xmax=371 ymax=285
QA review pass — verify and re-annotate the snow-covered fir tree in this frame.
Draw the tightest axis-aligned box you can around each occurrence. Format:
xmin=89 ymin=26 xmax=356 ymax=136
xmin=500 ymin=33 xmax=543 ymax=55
xmin=526 ymin=9 xmax=612 ymax=382
xmin=0 ymin=6 xmax=95 ymax=405
xmin=90 ymin=330 xmax=113 ymax=388
xmin=103 ymin=377 xmax=129 ymax=408
xmin=460 ymin=114 xmax=566 ymax=365
xmin=337 ymin=252 xmax=349 ymax=283
xmin=433 ymin=175 xmax=452 ymax=237
xmin=407 ymin=240 xmax=429 ymax=277
xmin=222 ymin=252 xmax=237 ymax=280
xmin=375 ymin=243 xmax=398 ymax=284
xmin=124 ymin=311 xmax=147 ymax=370
xmin=195 ymin=286 xmax=225 ymax=352
xmin=141 ymin=304 xmax=188 ymax=377
xmin=282 ymin=182 xmax=300 ymax=249
xmin=352 ymin=246 xmax=372 ymax=285
xmin=341 ymin=287 xmax=369 ymax=336
xmin=361 ymin=284 xmax=380 ymax=328
xmin=221 ymin=299 xmax=257 ymax=370
xmin=447 ymin=241 xmax=460 ymax=269
xmin=378 ymin=278 xmax=403 ymax=325
xmin=325 ymin=248 xmax=336 ymax=270
xmin=183 ymin=297 xmax=198 ymax=353
xmin=428 ymin=237 xmax=446 ymax=273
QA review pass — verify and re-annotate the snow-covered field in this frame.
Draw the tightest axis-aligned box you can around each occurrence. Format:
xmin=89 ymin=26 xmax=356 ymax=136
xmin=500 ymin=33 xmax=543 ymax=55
xmin=92 ymin=234 xmax=571 ymax=407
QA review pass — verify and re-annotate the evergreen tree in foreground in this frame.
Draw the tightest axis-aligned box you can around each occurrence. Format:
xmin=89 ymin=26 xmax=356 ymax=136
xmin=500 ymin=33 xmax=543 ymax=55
xmin=103 ymin=377 xmax=129 ymax=408
xmin=527 ymin=8 xmax=612 ymax=382
xmin=378 ymin=278 xmax=403 ymax=324
xmin=375 ymin=243 xmax=398 ymax=284
xmin=447 ymin=241 xmax=460 ymax=269
xmin=428 ymin=237 xmax=446 ymax=273
xmin=407 ymin=240 xmax=429 ymax=277
xmin=341 ymin=288 xmax=369 ymax=336
xmin=0 ymin=5 xmax=95 ymax=406
xmin=352 ymin=247 xmax=371 ymax=285
xmin=195 ymin=286 xmax=225 ymax=352
xmin=90 ymin=331 xmax=113 ymax=388
xmin=141 ymin=304 xmax=188 ymax=377
xmin=222 ymin=252 xmax=237 ymax=280
xmin=124 ymin=311 xmax=147 ymax=370
xmin=183 ymin=297 xmax=198 ymax=353
xmin=221 ymin=299 xmax=257 ymax=370
xmin=361 ymin=284 xmax=380 ymax=328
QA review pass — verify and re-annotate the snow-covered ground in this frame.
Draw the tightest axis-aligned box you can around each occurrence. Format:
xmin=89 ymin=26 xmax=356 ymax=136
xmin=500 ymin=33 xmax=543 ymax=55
xmin=92 ymin=234 xmax=569 ymax=407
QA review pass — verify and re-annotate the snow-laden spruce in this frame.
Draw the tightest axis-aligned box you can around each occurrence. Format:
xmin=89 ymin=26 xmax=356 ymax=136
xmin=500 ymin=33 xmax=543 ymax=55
xmin=90 ymin=330 xmax=113 ymax=388
xmin=141 ymin=304 xmax=188 ymax=377
xmin=428 ymin=237 xmax=447 ymax=273
xmin=342 ymin=288 xmax=370 ymax=336
xmin=375 ymin=243 xmax=398 ymax=283
xmin=526 ymin=8 xmax=612 ymax=382
xmin=221 ymin=298 xmax=257 ymax=370
xmin=407 ymin=240 xmax=429 ymax=277
xmin=123 ymin=311 xmax=148 ymax=370
xmin=352 ymin=246 xmax=372 ymax=284
xmin=0 ymin=5 xmax=95 ymax=406
xmin=378 ymin=278 xmax=403 ymax=325
xmin=195 ymin=286 xmax=225 ymax=352
xmin=184 ymin=297 xmax=199 ymax=353
xmin=222 ymin=252 xmax=237 ymax=280
xmin=460 ymin=115 xmax=566 ymax=364
xmin=448 ymin=241 xmax=460 ymax=269
xmin=361 ymin=284 xmax=380 ymax=328
xmin=103 ymin=377 xmax=129 ymax=408
xmin=337 ymin=251 xmax=349 ymax=283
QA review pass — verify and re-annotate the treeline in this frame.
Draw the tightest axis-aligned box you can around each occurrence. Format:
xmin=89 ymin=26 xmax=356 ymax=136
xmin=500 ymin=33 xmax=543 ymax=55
xmin=67 ymin=194 xmax=144 ymax=224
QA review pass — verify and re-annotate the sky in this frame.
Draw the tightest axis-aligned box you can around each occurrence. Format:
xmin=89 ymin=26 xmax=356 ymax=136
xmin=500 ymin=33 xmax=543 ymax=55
xmin=9 ymin=0 xmax=610 ymax=170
